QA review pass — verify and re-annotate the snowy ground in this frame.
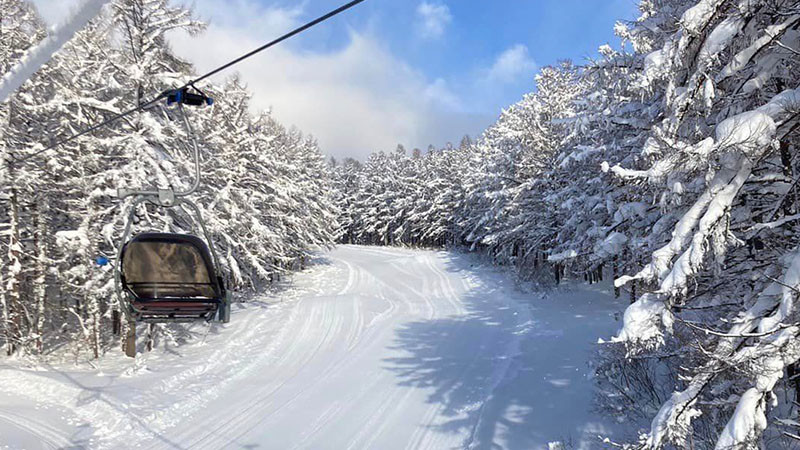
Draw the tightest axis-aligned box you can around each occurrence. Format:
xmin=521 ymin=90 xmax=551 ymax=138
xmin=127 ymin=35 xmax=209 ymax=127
xmin=0 ymin=245 xmax=626 ymax=449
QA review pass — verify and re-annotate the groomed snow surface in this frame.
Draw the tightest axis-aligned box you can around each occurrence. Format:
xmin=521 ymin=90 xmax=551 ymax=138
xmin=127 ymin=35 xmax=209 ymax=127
xmin=0 ymin=246 xmax=625 ymax=449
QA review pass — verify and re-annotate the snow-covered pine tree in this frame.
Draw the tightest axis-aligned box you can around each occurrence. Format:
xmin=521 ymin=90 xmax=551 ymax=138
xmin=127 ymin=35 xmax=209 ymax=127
xmin=331 ymin=157 xmax=363 ymax=244
xmin=0 ymin=0 xmax=53 ymax=356
xmin=604 ymin=0 xmax=800 ymax=447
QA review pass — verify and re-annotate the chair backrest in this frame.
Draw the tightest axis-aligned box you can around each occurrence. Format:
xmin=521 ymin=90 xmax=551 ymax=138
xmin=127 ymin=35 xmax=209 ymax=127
xmin=121 ymin=233 xmax=220 ymax=299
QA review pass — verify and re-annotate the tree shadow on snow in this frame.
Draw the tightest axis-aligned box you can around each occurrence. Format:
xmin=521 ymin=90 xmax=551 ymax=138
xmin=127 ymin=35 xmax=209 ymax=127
xmin=37 ymin=363 xmax=189 ymax=449
xmin=383 ymin=252 xmax=620 ymax=450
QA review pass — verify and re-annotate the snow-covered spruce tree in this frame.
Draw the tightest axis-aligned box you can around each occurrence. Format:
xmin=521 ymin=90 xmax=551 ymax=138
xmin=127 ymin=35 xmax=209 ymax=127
xmin=459 ymin=62 xmax=585 ymax=270
xmin=414 ymin=140 xmax=471 ymax=247
xmin=0 ymin=0 xmax=54 ymax=356
xmin=42 ymin=17 xmax=124 ymax=358
xmin=192 ymin=78 xmax=282 ymax=289
xmin=540 ymin=52 xmax=652 ymax=281
xmin=351 ymin=150 xmax=391 ymax=245
xmin=282 ymin=131 xmax=338 ymax=263
xmin=158 ymin=76 xmax=337 ymax=293
xmin=41 ymin=0 xmax=208 ymax=357
xmin=337 ymin=139 xmax=472 ymax=249
xmin=604 ymin=0 xmax=800 ymax=447
xmin=194 ymin=78 xmax=307 ymax=289
xmin=331 ymin=157 xmax=363 ymax=244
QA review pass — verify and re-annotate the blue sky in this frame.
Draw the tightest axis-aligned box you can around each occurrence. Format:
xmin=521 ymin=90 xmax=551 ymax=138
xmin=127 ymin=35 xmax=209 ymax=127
xmin=295 ymin=0 xmax=637 ymax=111
xmin=33 ymin=0 xmax=638 ymax=159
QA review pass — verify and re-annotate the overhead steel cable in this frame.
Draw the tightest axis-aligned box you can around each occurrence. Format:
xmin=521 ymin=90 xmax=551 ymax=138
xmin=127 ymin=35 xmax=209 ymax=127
xmin=4 ymin=0 xmax=366 ymax=169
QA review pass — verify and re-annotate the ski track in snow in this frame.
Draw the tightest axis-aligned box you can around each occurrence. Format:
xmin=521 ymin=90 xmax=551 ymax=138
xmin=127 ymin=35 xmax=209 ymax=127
xmin=0 ymin=246 xmax=625 ymax=449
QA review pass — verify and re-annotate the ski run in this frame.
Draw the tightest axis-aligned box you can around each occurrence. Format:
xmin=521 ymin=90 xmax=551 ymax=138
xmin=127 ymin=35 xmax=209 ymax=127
xmin=0 ymin=246 xmax=624 ymax=449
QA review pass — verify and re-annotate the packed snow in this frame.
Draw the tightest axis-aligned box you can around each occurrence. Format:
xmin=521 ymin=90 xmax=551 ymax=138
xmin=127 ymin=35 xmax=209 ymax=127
xmin=0 ymin=246 xmax=625 ymax=449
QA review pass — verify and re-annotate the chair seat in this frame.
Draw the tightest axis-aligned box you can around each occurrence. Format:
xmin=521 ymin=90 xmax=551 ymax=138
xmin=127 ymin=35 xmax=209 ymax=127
xmin=130 ymin=300 xmax=219 ymax=322
xmin=132 ymin=300 xmax=219 ymax=310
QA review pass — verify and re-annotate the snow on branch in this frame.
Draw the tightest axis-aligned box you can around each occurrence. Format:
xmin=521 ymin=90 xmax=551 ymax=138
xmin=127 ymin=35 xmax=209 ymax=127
xmin=718 ymin=14 xmax=800 ymax=82
xmin=747 ymin=214 xmax=800 ymax=234
xmin=611 ymin=94 xmax=791 ymax=349
xmin=548 ymin=249 xmax=578 ymax=262
xmin=715 ymin=326 xmax=800 ymax=449
xmin=0 ymin=0 xmax=112 ymax=104
xmin=640 ymin=251 xmax=799 ymax=448
xmin=609 ymin=293 xmax=671 ymax=348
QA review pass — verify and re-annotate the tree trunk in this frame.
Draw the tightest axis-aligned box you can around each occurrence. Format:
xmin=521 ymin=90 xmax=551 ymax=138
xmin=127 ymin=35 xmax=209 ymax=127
xmin=92 ymin=310 xmax=100 ymax=359
xmin=146 ymin=323 xmax=156 ymax=352
xmin=780 ymin=140 xmax=794 ymax=215
xmin=6 ymin=183 xmax=23 ymax=355
xmin=124 ymin=319 xmax=136 ymax=358
xmin=34 ymin=197 xmax=48 ymax=354
xmin=112 ymin=309 xmax=121 ymax=335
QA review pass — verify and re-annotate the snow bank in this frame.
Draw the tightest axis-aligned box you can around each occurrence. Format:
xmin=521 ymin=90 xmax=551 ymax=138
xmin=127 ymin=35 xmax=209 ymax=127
xmin=0 ymin=0 xmax=112 ymax=104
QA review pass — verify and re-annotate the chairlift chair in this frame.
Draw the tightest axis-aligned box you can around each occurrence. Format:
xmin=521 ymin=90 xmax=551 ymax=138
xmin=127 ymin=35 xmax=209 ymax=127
xmin=120 ymin=233 xmax=228 ymax=323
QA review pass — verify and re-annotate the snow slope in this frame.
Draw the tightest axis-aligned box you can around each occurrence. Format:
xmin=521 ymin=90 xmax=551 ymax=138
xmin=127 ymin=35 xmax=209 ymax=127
xmin=0 ymin=246 xmax=625 ymax=449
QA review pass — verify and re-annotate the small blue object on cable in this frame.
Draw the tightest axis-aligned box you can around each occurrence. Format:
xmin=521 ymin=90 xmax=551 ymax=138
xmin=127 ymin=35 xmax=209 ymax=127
xmin=165 ymin=87 xmax=214 ymax=107
xmin=95 ymin=256 xmax=110 ymax=267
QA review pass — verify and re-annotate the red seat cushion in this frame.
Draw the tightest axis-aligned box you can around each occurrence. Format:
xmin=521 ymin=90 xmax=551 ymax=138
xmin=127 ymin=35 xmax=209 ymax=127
xmin=132 ymin=301 xmax=214 ymax=308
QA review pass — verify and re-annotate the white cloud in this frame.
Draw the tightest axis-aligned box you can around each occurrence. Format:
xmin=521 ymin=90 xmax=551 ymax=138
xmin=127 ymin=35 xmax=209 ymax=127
xmin=188 ymin=0 xmax=302 ymax=36
xmin=485 ymin=44 xmax=537 ymax=84
xmin=167 ymin=0 xmax=482 ymax=159
xmin=424 ymin=78 xmax=461 ymax=111
xmin=415 ymin=2 xmax=452 ymax=39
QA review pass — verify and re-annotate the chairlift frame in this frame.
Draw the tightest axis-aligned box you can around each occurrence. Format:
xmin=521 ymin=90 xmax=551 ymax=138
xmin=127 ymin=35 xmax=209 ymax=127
xmin=113 ymin=89 xmax=230 ymax=357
